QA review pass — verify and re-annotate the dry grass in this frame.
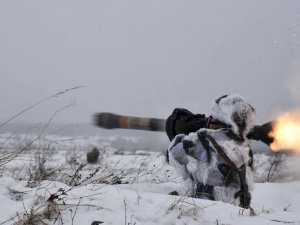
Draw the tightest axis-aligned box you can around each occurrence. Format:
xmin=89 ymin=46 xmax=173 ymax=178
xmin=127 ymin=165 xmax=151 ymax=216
xmin=168 ymin=192 xmax=217 ymax=222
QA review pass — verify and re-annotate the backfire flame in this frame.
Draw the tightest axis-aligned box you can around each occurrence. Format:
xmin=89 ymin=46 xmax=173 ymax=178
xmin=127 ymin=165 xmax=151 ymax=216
xmin=269 ymin=112 xmax=300 ymax=152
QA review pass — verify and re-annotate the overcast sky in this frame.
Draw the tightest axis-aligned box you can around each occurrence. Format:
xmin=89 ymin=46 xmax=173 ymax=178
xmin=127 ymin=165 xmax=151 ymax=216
xmin=0 ymin=0 xmax=300 ymax=126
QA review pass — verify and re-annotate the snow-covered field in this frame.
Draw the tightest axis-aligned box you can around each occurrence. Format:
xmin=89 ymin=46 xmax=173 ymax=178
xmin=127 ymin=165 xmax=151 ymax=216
xmin=0 ymin=131 xmax=300 ymax=225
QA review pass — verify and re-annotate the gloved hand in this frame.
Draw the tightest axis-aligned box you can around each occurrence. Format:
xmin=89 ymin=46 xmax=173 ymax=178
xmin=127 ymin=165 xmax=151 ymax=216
xmin=169 ymin=140 xmax=191 ymax=181
xmin=235 ymin=189 xmax=251 ymax=208
xmin=170 ymin=143 xmax=189 ymax=166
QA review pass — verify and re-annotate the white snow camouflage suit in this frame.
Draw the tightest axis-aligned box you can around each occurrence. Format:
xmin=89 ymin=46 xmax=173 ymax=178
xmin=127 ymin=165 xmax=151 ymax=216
xmin=168 ymin=94 xmax=256 ymax=207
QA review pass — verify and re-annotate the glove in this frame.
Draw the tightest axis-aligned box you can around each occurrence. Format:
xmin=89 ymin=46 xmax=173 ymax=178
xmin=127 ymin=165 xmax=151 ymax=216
xmin=235 ymin=189 xmax=251 ymax=208
xmin=171 ymin=144 xmax=189 ymax=166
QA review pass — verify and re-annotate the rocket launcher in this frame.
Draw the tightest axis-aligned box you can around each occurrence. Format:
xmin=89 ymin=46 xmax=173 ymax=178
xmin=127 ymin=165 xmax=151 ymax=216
xmin=93 ymin=112 xmax=275 ymax=146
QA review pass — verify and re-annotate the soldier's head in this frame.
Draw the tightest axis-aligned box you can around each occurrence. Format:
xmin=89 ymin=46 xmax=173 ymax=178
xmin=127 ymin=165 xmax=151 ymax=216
xmin=210 ymin=94 xmax=256 ymax=139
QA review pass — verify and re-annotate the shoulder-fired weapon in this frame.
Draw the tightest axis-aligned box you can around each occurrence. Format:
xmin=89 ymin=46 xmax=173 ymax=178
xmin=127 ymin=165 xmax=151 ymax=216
xmin=93 ymin=112 xmax=275 ymax=146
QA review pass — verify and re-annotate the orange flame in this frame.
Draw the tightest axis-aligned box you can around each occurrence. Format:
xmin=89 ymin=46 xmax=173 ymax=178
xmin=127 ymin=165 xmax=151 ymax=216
xmin=269 ymin=112 xmax=300 ymax=152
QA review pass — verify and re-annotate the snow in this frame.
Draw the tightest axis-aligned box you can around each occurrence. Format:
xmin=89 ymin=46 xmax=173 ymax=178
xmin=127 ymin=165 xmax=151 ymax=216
xmin=1 ymin=176 xmax=300 ymax=224
xmin=1 ymin=132 xmax=300 ymax=224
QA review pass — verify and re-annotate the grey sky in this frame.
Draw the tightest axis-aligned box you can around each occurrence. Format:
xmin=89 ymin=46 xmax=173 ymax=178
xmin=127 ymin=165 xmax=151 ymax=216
xmin=0 ymin=0 xmax=300 ymax=126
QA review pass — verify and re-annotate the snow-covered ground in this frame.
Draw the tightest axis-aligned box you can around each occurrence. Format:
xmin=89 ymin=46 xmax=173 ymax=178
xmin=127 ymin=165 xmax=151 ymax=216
xmin=0 ymin=132 xmax=300 ymax=225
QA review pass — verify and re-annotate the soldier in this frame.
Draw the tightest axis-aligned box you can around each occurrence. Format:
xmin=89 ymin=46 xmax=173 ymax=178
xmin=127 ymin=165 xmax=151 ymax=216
xmin=94 ymin=94 xmax=276 ymax=207
xmin=167 ymin=94 xmax=256 ymax=208
xmin=165 ymin=97 xmax=275 ymax=168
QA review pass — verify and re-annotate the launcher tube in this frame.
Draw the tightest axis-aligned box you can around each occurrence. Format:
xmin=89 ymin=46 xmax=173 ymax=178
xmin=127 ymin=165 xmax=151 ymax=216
xmin=94 ymin=113 xmax=166 ymax=132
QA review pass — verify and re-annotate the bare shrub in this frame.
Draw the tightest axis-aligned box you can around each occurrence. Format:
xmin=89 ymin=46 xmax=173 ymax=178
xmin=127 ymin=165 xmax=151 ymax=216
xmin=26 ymin=144 xmax=54 ymax=183
xmin=87 ymin=147 xmax=100 ymax=163
xmin=267 ymin=151 xmax=287 ymax=182
xmin=0 ymin=87 xmax=84 ymax=167
xmin=168 ymin=193 xmax=216 ymax=222
xmin=254 ymin=151 xmax=289 ymax=183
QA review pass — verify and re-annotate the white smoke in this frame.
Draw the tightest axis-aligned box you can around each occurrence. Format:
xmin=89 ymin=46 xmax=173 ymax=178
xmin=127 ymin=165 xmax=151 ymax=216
xmin=288 ymin=62 xmax=300 ymax=106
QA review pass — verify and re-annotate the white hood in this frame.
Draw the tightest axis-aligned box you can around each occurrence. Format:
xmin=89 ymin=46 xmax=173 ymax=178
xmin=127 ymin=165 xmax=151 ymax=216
xmin=210 ymin=94 xmax=256 ymax=137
